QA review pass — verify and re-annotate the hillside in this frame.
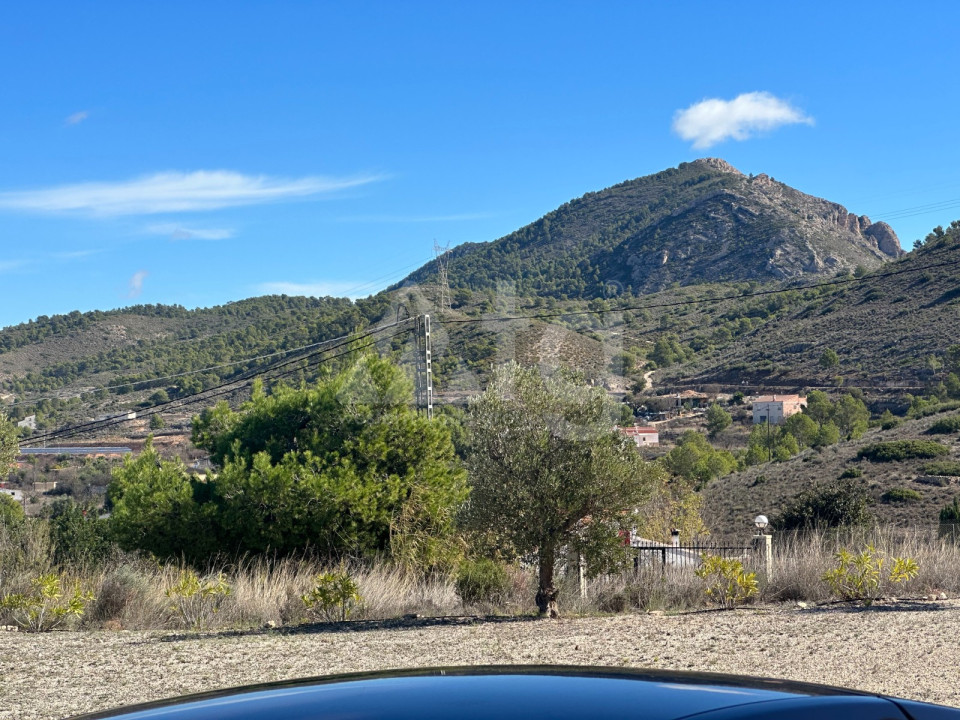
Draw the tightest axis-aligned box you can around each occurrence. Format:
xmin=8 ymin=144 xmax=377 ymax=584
xmin=401 ymin=158 xmax=902 ymax=298
xmin=700 ymin=406 xmax=960 ymax=534
xmin=659 ymin=221 xmax=960 ymax=392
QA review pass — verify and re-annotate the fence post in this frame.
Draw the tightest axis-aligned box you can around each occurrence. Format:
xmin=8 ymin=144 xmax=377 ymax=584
xmin=751 ymin=533 xmax=773 ymax=583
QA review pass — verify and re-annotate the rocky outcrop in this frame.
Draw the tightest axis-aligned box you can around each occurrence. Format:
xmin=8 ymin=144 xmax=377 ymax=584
xmin=864 ymin=221 xmax=903 ymax=257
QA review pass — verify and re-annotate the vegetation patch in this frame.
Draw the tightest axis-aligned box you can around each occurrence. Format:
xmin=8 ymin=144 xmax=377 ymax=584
xmin=856 ymin=440 xmax=950 ymax=462
xmin=881 ymin=487 xmax=923 ymax=503
xmin=921 ymin=460 xmax=960 ymax=477
xmin=928 ymin=415 xmax=960 ymax=434
xmin=773 ymin=482 xmax=871 ymax=533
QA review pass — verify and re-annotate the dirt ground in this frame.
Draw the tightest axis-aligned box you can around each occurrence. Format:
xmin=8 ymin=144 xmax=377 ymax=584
xmin=2 ymin=601 xmax=958 ymax=719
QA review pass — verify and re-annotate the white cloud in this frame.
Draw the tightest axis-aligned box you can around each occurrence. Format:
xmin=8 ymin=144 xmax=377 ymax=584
xmin=672 ymin=92 xmax=813 ymax=149
xmin=128 ymin=270 xmax=148 ymax=298
xmin=0 ymin=170 xmax=383 ymax=217
xmin=256 ymin=281 xmax=367 ymax=299
xmin=53 ymin=249 xmax=101 ymax=260
xmin=65 ymin=111 xmax=90 ymax=126
xmin=146 ymin=223 xmax=235 ymax=241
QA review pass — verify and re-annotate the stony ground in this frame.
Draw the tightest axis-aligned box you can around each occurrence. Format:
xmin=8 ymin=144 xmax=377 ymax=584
xmin=2 ymin=601 xmax=959 ymax=719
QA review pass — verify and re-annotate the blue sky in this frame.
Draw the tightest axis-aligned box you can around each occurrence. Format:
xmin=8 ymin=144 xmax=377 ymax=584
xmin=2 ymin=1 xmax=959 ymax=328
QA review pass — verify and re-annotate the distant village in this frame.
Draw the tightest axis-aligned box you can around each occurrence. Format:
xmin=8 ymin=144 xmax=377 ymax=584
xmin=2 ymin=392 xmax=808 ymax=511
xmin=617 ymin=392 xmax=806 ymax=448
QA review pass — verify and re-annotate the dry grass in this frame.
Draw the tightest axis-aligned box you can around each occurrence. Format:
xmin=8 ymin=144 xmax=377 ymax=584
xmin=4 ymin=524 xmax=960 ymax=633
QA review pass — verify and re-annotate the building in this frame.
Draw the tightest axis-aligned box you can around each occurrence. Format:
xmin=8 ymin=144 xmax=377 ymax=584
xmin=752 ymin=394 xmax=807 ymax=425
xmin=618 ymin=425 xmax=660 ymax=447
xmin=16 ymin=415 xmax=36 ymax=430
xmin=673 ymin=390 xmax=709 ymax=409
xmin=0 ymin=488 xmax=24 ymax=503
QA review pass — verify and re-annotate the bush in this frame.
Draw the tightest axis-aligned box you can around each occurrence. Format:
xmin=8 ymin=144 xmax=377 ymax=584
xmin=878 ymin=410 xmax=901 ymax=430
xmin=838 ymin=467 xmax=862 ymax=479
xmin=881 ymin=488 xmax=923 ymax=503
xmin=695 ymin=554 xmax=758 ymax=608
xmin=928 ymin=415 xmax=960 ymax=434
xmin=165 ymin=568 xmax=232 ymax=630
xmin=923 ymin=460 xmax=960 ymax=477
xmin=46 ymin=499 xmax=112 ymax=567
xmin=821 ymin=545 xmax=918 ymax=606
xmin=940 ymin=497 xmax=960 ymax=524
xmin=455 ymin=558 xmax=511 ymax=605
xmin=0 ymin=573 xmax=94 ymax=631
xmin=301 ymin=570 xmax=362 ymax=622
xmin=774 ymin=482 xmax=871 ymax=533
xmin=857 ymin=440 xmax=950 ymax=462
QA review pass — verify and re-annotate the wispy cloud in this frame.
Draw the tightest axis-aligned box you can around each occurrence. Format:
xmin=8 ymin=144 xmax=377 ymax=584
xmin=672 ymin=92 xmax=813 ymax=149
xmin=127 ymin=270 xmax=148 ymax=298
xmin=256 ymin=281 xmax=368 ymax=299
xmin=336 ymin=212 xmax=490 ymax=223
xmin=65 ymin=110 xmax=90 ymax=126
xmin=53 ymin=249 xmax=101 ymax=260
xmin=0 ymin=170 xmax=384 ymax=217
xmin=0 ymin=260 xmax=27 ymax=273
xmin=146 ymin=223 xmax=235 ymax=241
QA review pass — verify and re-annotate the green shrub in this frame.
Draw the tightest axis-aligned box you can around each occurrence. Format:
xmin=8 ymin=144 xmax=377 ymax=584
xmin=455 ymin=558 xmax=511 ymax=605
xmin=301 ymin=570 xmax=362 ymax=622
xmin=774 ymin=482 xmax=871 ymax=533
xmin=928 ymin=415 xmax=960 ymax=434
xmin=940 ymin=497 xmax=960 ymax=524
xmin=165 ymin=568 xmax=232 ymax=630
xmin=46 ymin=499 xmax=112 ymax=567
xmin=922 ymin=460 xmax=960 ymax=477
xmin=838 ymin=467 xmax=862 ymax=479
xmin=821 ymin=545 xmax=919 ymax=606
xmin=878 ymin=410 xmax=901 ymax=431
xmin=881 ymin=487 xmax=922 ymax=503
xmin=0 ymin=573 xmax=93 ymax=631
xmin=857 ymin=440 xmax=949 ymax=462
xmin=695 ymin=554 xmax=758 ymax=608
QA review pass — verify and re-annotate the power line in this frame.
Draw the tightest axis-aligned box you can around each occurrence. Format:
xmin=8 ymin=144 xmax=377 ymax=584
xmin=5 ymin=329 xmax=405 ymax=408
xmin=19 ymin=320 xmax=417 ymax=447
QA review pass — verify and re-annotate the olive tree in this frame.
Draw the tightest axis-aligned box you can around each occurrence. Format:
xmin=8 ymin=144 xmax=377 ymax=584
xmin=465 ymin=362 xmax=669 ymax=617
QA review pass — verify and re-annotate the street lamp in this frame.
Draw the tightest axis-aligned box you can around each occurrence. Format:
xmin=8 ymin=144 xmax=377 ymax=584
xmin=754 ymin=514 xmax=769 ymax=534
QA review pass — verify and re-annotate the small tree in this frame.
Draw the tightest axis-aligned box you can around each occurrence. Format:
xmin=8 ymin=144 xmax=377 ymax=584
xmin=465 ymin=363 xmax=671 ymax=617
xmin=705 ymin=403 xmax=732 ymax=438
xmin=819 ymin=349 xmax=840 ymax=369
xmin=774 ymin=482 xmax=871 ymax=533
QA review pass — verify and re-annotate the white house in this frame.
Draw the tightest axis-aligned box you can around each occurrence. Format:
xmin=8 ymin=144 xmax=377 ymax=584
xmin=753 ymin=394 xmax=807 ymax=425
xmin=0 ymin=488 xmax=24 ymax=503
xmin=618 ymin=425 xmax=660 ymax=447
xmin=16 ymin=415 xmax=36 ymax=430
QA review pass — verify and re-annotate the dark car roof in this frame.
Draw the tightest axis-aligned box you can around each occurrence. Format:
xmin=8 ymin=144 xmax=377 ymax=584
xmin=67 ymin=665 xmax=949 ymax=720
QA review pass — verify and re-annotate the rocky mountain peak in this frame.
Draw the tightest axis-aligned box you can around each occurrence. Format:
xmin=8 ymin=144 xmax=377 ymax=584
xmin=685 ymin=157 xmax=743 ymax=175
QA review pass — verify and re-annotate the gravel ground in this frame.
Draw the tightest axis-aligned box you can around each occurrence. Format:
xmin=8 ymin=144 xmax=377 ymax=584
xmin=2 ymin=600 xmax=959 ymax=719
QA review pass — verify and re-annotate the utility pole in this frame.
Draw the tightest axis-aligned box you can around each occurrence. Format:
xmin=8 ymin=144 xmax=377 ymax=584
xmin=424 ymin=313 xmax=434 ymax=420
xmin=414 ymin=314 xmax=434 ymax=419
xmin=414 ymin=315 xmax=425 ymax=414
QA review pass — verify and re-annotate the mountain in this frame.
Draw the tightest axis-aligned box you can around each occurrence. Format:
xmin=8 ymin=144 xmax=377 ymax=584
xmin=1 ymin=159 xmax=945 ymax=440
xmin=400 ymin=158 xmax=903 ymax=298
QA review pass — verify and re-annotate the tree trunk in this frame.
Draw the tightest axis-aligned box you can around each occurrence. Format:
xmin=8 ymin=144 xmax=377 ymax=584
xmin=536 ymin=544 xmax=560 ymax=618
